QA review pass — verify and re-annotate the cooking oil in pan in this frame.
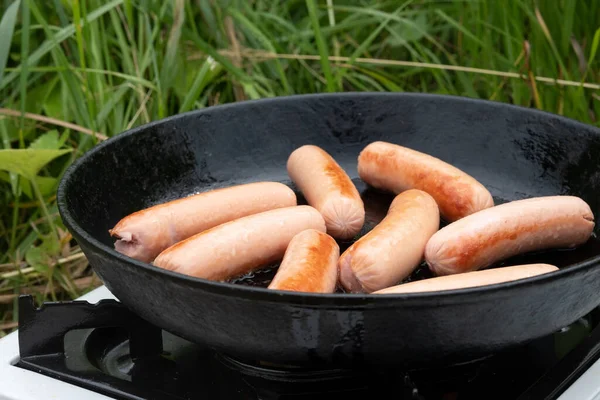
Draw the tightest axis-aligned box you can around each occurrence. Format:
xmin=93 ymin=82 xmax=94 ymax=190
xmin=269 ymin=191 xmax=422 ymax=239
xmin=231 ymin=180 xmax=600 ymax=291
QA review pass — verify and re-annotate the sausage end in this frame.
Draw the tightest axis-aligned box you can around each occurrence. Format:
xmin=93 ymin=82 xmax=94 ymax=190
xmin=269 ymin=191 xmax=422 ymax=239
xmin=113 ymin=233 xmax=154 ymax=263
xmin=338 ymin=252 xmax=367 ymax=293
xmin=320 ymin=197 xmax=366 ymax=239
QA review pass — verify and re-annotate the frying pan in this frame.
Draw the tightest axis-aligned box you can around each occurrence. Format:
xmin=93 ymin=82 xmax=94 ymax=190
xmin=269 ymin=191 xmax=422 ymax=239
xmin=57 ymin=93 xmax=600 ymax=369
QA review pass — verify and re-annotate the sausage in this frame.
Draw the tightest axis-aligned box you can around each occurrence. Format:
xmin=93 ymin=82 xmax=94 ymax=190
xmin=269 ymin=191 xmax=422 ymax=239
xmin=338 ymin=189 xmax=440 ymax=293
xmin=287 ymin=145 xmax=365 ymax=239
xmin=357 ymin=141 xmax=494 ymax=222
xmin=268 ymin=229 xmax=339 ymax=293
xmin=109 ymin=182 xmax=297 ymax=263
xmin=373 ymin=264 xmax=559 ymax=294
xmin=153 ymin=206 xmax=326 ymax=281
xmin=425 ymin=196 xmax=595 ymax=276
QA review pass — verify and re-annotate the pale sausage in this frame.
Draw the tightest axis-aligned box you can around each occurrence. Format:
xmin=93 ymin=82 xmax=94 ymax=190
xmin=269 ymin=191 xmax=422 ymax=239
xmin=109 ymin=182 xmax=297 ymax=263
xmin=357 ymin=141 xmax=494 ymax=222
xmin=153 ymin=206 xmax=326 ymax=281
xmin=338 ymin=189 xmax=440 ymax=293
xmin=287 ymin=145 xmax=365 ymax=239
xmin=425 ymin=196 xmax=594 ymax=276
xmin=374 ymin=264 xmax=559 ymax=294
xmin=374 ymin=263 xmax=558 ymax=294
xmin=268 ymin=229 xmax=339 ymax=293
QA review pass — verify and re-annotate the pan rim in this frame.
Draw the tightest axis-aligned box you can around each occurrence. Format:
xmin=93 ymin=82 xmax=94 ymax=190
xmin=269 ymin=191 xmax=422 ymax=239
xmin=57 ymin=91 xmax=600 ymax=306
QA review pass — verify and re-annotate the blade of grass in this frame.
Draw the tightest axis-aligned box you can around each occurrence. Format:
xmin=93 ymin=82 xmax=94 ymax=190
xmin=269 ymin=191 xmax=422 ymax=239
xmin=1 ymin=0 xmax=124 ymax=91
xmin=18 ymin=0 xmax=30 ymax=148
xmin=179 ymin=59 xmax=213 ymax=113
xmin=159 ymin=0 xmax=185 ymax=114
xmin=531 ymin=4 xmax=570 ymax=80
xmin=123 ymin=0 xmax=134 ymax=28
xmin=228 ymin=9 xmax=292 ymax=94
xmin=0 ymin=0 xmax=21 ymax=84
xmin=305 ymin=0 xmax=335 ymax=92
xmin=583 ymin=28 xmax=600 ymax=82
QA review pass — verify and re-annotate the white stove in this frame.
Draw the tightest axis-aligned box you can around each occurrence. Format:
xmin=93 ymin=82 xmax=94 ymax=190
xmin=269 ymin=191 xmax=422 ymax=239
xmin=1 ymin=285 xmax=599 ymax=400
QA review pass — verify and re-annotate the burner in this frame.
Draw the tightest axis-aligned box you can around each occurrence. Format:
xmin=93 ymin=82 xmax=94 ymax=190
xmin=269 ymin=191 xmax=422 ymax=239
xmin=216 ymin=352 xmax=358 ymax=382
xmin=216 ymin=353 xmax=425 ymax=399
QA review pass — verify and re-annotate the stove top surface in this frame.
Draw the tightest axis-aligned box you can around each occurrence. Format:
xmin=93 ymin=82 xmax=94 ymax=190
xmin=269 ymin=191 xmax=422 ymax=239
xmin=2 ymin=286 xmax=600 ymax=400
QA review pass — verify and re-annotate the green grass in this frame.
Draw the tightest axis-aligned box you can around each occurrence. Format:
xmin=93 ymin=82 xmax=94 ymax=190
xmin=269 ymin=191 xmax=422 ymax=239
xmin=0 ymin=0 xmax=599 ymax=335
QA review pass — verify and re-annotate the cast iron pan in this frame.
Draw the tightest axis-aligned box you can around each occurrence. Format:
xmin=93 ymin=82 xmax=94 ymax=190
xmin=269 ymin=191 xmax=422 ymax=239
xmin=57 ymin=93 xmax=600 ymax=369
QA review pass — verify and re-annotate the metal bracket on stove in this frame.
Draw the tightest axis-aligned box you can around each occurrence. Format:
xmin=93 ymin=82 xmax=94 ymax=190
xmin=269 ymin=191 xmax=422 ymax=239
xmin=18 ymin=295 xmax=163 ymax=359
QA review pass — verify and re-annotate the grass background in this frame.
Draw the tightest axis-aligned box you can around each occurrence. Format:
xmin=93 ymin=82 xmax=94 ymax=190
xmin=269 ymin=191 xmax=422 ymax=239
xmin=0 ymin=0 xmax=599 ymax=335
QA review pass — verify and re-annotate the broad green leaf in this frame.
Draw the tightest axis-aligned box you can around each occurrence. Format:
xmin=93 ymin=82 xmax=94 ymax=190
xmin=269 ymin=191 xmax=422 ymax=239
xmin=20 ymin=175 xmax=58 ymax=199
xmin=25 ymin=245 xmax=47 ymax=273
xmin=0 ymin=0 xmax=21 ymax=84
xmin=0 ymin=148 xmax=71 ymax=179
xmin=38 ymin=176 xmax=57 ymax=196
xmin=41 ymin=232 xmax=60 ymax=256
xmin=58 ymin=129 xmax=70 ymax=148
xmin=29 ymin=130 xmax=61 ymax=150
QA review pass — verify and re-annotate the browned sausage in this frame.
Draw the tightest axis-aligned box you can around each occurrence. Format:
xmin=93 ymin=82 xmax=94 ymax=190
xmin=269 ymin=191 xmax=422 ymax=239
xmin=268 ymin=229 xmax=339 ymax=293
xmin=287 ymin=145 xmax=365 ymax=239
xmin=153 ymin=206 xmax=326 ymax=281
xmin=357 ymin=141 xmax=494 ymax=222
xmin=425 ymin=196 xmax=594 ymax=276
xmin=338 ymin=189 xmax=440 ymax=293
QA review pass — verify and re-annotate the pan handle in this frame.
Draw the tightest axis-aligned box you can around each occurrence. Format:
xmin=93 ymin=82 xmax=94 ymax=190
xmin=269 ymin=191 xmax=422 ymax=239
xmin=17 ymin=295 xmax=163 ymax=360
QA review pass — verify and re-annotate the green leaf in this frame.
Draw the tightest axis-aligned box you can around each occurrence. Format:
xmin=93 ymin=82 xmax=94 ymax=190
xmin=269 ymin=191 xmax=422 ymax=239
xmin=43 ymin=82 xmax=66 ymax=120
xmin=58 ymin=129 xmax=70 ymax=148
xmin=385 ymin=14 xmax=427 ymax=47
xmin=37 ymin=176 xmax=57 ymax=197
xmin=25 ymin=75 xmax=59 ymax=116
xmin=40 ymin=232 xmax=60 ymax=256
xmin=24 ymin=233 xmax=59 ymax=273
xmin=0 ymin=149 xmax=71 ymax=179
xmin=20 ymin=175 xmax=57 ymax=199
xmin=25 ymin=245 xmax=47 ymax=273
xmin=0 ymin=0 xmax=21 ymax=84
xmin=29 ymin=130 xmax=61 ymax=150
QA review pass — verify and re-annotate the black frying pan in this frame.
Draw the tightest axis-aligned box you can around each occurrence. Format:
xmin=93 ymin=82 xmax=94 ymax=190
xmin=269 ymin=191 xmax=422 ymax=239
xmin=57 ymin=93 xmax=600 ymax=369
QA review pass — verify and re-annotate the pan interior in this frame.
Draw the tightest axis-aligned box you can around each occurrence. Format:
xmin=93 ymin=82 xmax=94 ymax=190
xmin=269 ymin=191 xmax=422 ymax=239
xmin=61 ymin=93 xmax=600 ymax=291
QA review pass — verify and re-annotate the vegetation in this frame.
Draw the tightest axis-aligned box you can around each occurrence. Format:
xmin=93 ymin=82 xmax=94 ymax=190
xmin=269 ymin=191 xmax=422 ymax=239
xmin=0 ymin=0 xmax=598 ymax=335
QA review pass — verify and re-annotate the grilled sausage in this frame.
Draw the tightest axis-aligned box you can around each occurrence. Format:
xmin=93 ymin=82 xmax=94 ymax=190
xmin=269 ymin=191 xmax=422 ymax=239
xmin=109 ymin=182 xmax=297 ymax=263
xmin=373 ymin=264 xmax=559 ymax=294
xmin=357 ymin=141 xmax=494 ymax=222
xmin=425 ymin=196 xmax=595 ymax=276
xmin=268 ymin=229 xmax=339 ymax=293
xmin=153 ymin=206 xmax=326 ymax=281
xmin=287 ymin=145 xmax=365 ymax=239
xmin=338 ymin=189 xmax=440 ymax=293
